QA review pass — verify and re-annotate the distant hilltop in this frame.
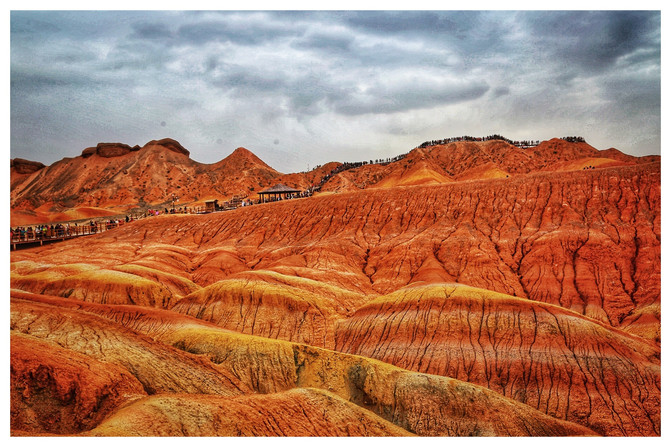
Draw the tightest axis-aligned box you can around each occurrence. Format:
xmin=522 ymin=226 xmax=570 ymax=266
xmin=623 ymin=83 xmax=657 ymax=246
xmin=10 ymin=135 xmax=660 ymax=226
xmin=416 ymin=134 xmax=585 ymax=149
xmin=80 ymin=138 xmax=190 ymax=159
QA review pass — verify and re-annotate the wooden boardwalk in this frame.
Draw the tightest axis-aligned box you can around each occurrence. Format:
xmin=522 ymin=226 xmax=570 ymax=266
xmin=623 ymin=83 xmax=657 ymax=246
xmin=10 ymin=221 xmax=130 ymax=251
xmin=10 ymin=198 xmax=307 ymax=251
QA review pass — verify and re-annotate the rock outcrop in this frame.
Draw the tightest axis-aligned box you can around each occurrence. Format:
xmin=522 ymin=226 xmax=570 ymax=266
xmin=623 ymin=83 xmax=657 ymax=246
xmin=10 ymin=297 xmax=250 ymax=398
xmin=11 ymin=158 xmax=46 ymax=174
xmin=87 ymin=389 xmax=413 ymax=436
xmin=11 ymin=138 xmax=659 ymax=226
xmin=11 ymin=162 xmax=660 ymax=341
xmin=11 ymin=332 xmax=147 ymax=434
xmin=81 ymin=147 xmax=96 ymax=157
xmin=96 ymin=142 xmax=133 ymax=158
xmin=142 ymin=138 xmax=190 ymax=157
xmin=10 ymin=140 xmax=283 ymax=225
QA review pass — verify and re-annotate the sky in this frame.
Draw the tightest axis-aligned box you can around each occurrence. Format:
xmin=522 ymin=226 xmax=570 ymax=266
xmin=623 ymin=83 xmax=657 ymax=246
xmin=9 ymin=8 xmax=662 ymax=173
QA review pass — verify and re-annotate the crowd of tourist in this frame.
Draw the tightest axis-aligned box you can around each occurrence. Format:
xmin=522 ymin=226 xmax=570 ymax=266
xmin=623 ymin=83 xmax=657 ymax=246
xmin=12 ymin=222 xmax=79 ymax=241
xmin=561 ymin=136 xmax=586 ymax=143
xmin=415 ymin=134 xmax=586 ymax=149
xmin=11 ymin=217 xmax=138 ymax=243
xmin=416 ymin=134 xmax=543 ymax=149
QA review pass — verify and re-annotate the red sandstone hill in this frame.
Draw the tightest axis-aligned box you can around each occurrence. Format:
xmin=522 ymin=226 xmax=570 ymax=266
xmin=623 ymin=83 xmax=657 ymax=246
xmin=11 ymin=290 xmax=596 ymax=436
xmin=319 ymin=138 xmax=658 ymax=192
xmin=11 ymin=137 xmax=659 ymax=226
xmin=10 ymin=139 xmax=283 ymax=225
xmin=9 ymin=135 xmax=660 ymax=436
xmin=10 ymin=151 xmax=660 ymax=436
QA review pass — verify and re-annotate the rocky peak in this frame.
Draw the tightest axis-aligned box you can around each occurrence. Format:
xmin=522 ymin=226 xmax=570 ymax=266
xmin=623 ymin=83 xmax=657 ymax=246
xmin=216 ymin=147 xmax=276 ymax=172
xmin=96 ymin=142 xmax=133 ymax=158
xmin=81 ymin=143 xmax=133 ymax=158
xmin=11 ymin=158 xmax=46 ymax=174
xmin=142 ymin=138 xmax=190 ymax=157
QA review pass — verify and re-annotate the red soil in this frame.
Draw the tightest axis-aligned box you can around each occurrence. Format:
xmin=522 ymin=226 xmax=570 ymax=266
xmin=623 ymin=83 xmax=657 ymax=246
xmin=9 ymin=138 xmax=660 ymax=436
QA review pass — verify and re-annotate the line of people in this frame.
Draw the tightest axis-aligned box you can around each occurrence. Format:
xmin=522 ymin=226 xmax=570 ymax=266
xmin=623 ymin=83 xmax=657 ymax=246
xmin=10 ymin=218 xmax=129 ymax=242
xmin=11 ymin=223 xmax=75 ymax=241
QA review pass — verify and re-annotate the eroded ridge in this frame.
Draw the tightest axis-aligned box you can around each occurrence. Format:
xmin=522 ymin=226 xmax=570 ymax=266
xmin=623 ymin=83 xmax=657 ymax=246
xmin=334 ymin=283 xmax=660 ymax=436
xmin=11 ymin=163 xmax=660 ymax=342
xmin=11 ymin=291 xmax=596 ymax=437
xmin=10 ymin=297 xmax=250 ymax=398
xmin=86 ymin=389 xmax=414 ymax=437
xmin=9 ymin=162 xmax=660 ymax=437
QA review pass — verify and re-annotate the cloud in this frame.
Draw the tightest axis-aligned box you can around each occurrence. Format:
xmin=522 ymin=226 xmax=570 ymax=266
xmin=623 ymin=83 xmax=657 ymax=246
xmin=519 ymin=11 xmax=660 ymax=77
xmin=291 ymin=28 xmax=355 ymax=54
xmin=491 ymin=86 xmax=510 ymax=98
xmin=10 ymin=14 xmax=61 ymax=37
xmin=129 ymin=21 xmax=176 ymax=41
xmin=332 ymin=76 xmax=490 ymax=116
xmin=176 ymin=12 xmax=303 ymax=46
xmin=9 ymin=10 xmax=662 ymax=172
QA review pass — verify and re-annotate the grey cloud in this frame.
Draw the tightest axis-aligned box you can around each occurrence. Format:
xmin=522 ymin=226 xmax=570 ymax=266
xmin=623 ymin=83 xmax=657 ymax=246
xmin=599 ymin=72 xmax=661 ymax=111
xmin=11 ymin=71 xmax=71 ymax=91
xmin=333 ymin=79 xmax=489 ymax=116
xmin=102 ymin=41 xmax=173 ymax=72
xmin=208 ymin=55 xmax=488 ymax=118
xmin=130 ymin=21 xmax=176 ymax=41
xmin=208 ymin=58 xmax=293 ymax=91
xmin=291 ymin=30 xmax=355 ymax=54
xmin=491 ymin=87 xmax=510 ymax=98
xmin=214 ymin=68 xmax=290 ymax=94
xmin=177 ymin=17 xmax=302 ymax=46
xmin=205 ymin=56 xmax=219 ymax=72
xmin=52 ymin=48 xmax=100 ymax=65
xmin=12 ymin=11 xmax=146 ymax=43
xmin=210 ymin=65 xmax=344 ymax=116
xmin=10 ymin=13 xmax=61 ymax=37
xmin=618 ymin=46 xmax=661 ymax=68
xmin=521 ymin=11 xmax=660 ymax=75
xmin=10 ymin=66 xmax=103 ymax=94
xmin=10 ymin=10 xmax=661 ymax=169
xmin=341 ymin=10 xmax=463 ymax=35
xmin=341 ymin=11 xmax=514 ymax=55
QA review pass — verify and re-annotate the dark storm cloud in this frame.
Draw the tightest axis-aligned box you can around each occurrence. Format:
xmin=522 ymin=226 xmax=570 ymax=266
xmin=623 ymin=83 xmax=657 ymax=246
xmin=10 ymin=64 xmax=111 ymax=96
xmin=102 ymin=41 xmax=173 ymax=72
xmin=492 ymin=87 xmax=510 ymax=98
xmin=11 ymin=71 xmax=72 ymax=90
xmin=10 ymin=15 xmax=61 ymax=37
xmin=520 ymin=11 xmax=660 ymax=76
xmin=338 ymin=10 xmax=514 ymax=55
xmin=211 ymin=65 xmax=349 ymax=116
xmin=600 ymin=71 xmax=661 ymax=111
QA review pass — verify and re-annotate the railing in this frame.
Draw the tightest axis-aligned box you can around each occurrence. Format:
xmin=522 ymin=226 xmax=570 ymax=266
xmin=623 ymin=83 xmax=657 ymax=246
xmin=10 ymin=218 xmax=138 ymax=250
xmin=10 ymin=193 xmax=315 ymax=250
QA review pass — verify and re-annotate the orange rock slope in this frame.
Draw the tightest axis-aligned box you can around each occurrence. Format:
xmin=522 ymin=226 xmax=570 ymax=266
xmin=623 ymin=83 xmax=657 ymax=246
xmin=9 ymin=139 xmax=660 ymax=436
xmin=10 ymin=139 xmax=283 ymax=225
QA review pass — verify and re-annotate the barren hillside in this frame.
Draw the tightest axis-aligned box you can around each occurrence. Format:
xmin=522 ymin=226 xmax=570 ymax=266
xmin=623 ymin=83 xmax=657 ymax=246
xmin=10 ymin=138 xmax=660 ymax=436
xmin=10 ymin=139 xmax=283 ymax=225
